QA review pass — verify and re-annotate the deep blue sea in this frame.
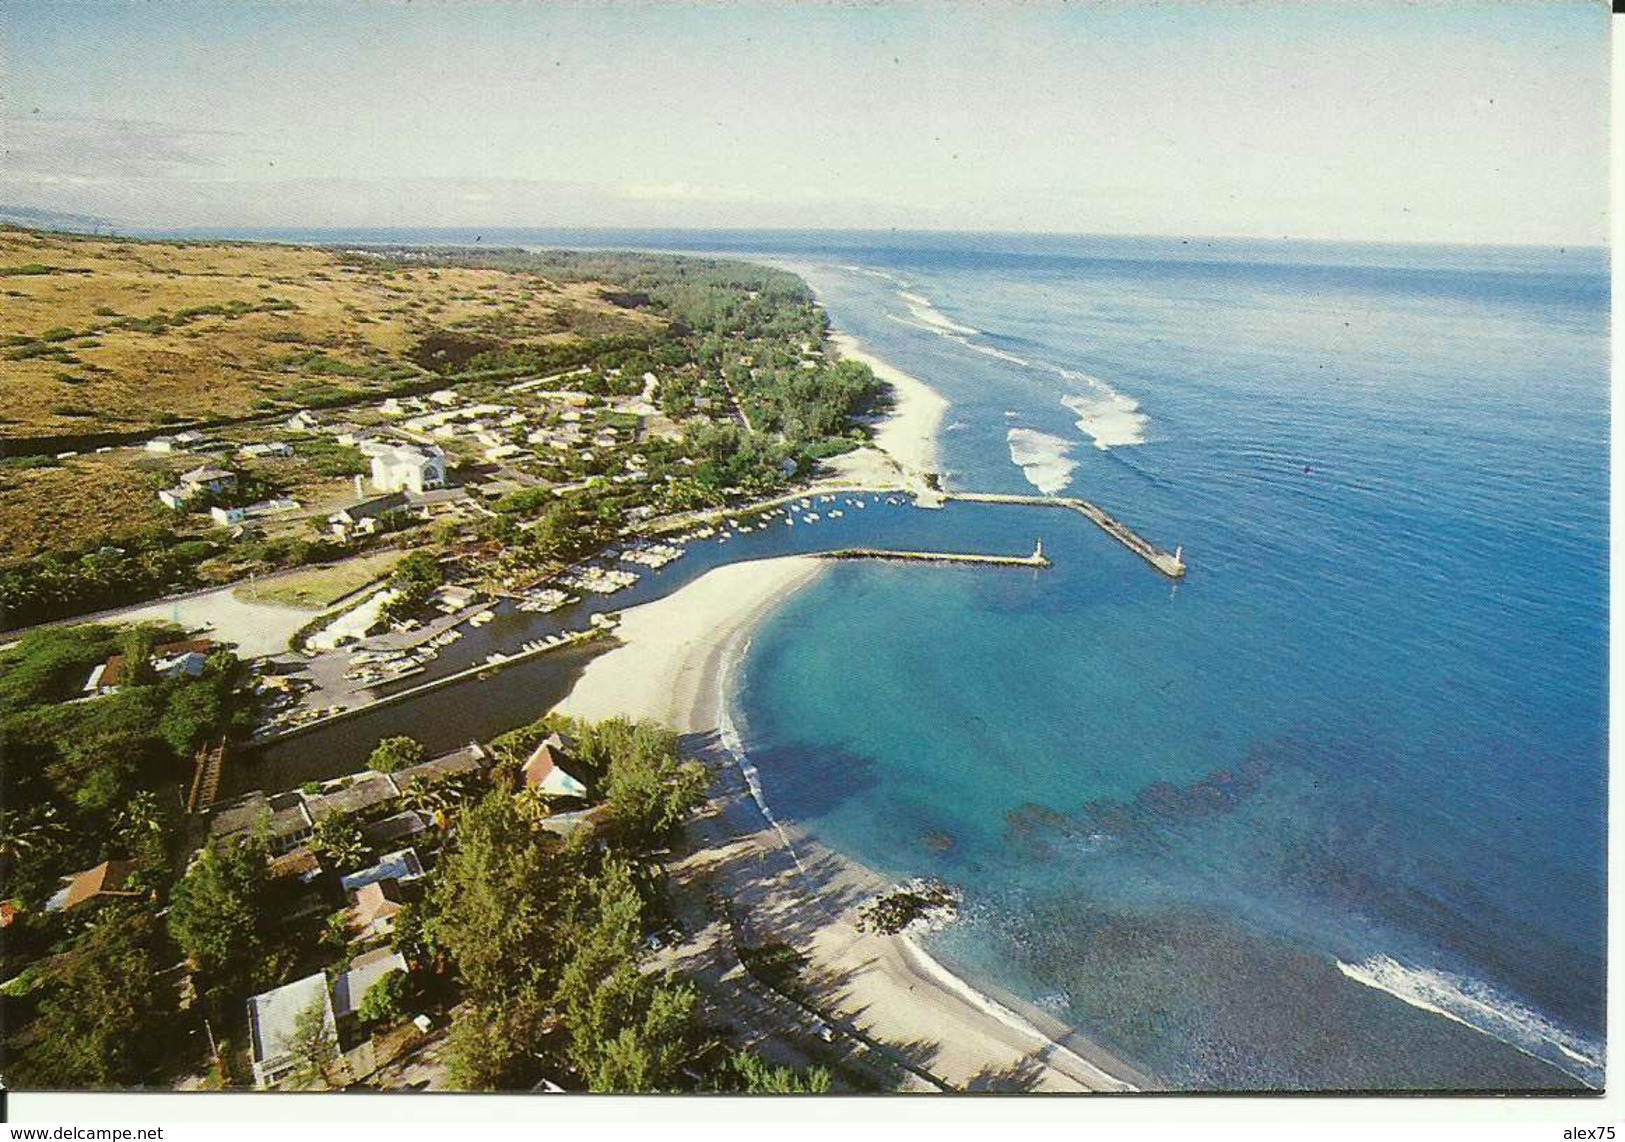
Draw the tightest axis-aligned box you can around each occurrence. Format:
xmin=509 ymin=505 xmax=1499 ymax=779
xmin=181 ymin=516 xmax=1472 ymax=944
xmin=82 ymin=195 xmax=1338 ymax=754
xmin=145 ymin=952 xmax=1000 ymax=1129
xmin=175 ymin=227 xmax=1608 ymax=1091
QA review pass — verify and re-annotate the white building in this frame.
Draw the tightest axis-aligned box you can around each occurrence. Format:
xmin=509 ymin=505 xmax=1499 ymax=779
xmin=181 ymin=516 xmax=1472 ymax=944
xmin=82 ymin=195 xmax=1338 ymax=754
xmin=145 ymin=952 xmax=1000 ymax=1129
xmin=369 ymin=444 xmax=446 ymax=494
xmin=248 ymin=972 xmax=337 ymax=1089
xmin=238 ymin=442 xmax=293 ymax=459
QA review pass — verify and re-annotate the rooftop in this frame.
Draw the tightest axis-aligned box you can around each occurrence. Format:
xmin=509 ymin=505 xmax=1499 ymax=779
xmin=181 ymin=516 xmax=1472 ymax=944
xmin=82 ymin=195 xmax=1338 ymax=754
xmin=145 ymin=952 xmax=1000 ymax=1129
xmin=45 ymin=859 xmax=139 ymax=913
xmin=339 ymin=848 xmax=424 ymax=894
xmin=331 ymin=948 xmax=408 ymax=1021
xmin=248 ymin=972 xmax=334 ymax=1069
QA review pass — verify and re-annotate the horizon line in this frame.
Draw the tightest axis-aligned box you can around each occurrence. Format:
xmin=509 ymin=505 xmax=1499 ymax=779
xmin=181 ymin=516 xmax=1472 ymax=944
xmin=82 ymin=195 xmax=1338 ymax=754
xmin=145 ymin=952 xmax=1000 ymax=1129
xmin=5 ymin=217 xmax=1607 ymax=254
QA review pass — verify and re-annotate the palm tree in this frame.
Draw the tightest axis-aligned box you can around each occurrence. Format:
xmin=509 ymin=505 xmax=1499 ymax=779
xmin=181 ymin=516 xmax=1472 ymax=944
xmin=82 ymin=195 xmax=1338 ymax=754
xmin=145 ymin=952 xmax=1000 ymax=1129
xmin=309 ymin=814 xmax=368 ymax=872
xmin=0 ymin=805 xmax=70 ymax=869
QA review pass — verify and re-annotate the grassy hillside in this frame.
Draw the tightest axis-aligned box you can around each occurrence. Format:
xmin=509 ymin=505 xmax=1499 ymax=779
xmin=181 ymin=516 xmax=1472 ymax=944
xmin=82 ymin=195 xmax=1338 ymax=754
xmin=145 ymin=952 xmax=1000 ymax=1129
xmin=0 ymin=227 xmax=655 ymax=441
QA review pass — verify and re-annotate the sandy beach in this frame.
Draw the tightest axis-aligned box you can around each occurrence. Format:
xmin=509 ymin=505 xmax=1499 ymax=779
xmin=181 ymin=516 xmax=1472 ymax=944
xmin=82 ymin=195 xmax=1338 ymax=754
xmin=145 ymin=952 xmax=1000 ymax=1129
xmin=827 ymin=330 xmax=949 ymax=490
xmin=553 ymin=556 xmax=827 ymax=734
xmin=549 ymin=554 xmax=1143 ymax=1093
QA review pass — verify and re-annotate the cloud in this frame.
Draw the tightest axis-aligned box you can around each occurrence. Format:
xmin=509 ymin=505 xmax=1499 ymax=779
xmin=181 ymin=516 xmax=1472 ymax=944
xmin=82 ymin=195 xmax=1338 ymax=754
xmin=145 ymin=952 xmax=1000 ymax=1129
xmin=1 ymin=114 xmax=238 ymax=183
xmin=620 ymin=180 xmax=761 ymax=203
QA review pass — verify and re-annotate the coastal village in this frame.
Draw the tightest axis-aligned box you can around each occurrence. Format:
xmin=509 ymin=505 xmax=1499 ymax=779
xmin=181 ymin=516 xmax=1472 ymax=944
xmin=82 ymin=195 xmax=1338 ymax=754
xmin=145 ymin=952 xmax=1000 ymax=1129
xmin=0 ymin=230 xmax=958 ymax=1095
xmin=0 ymin=229 xmax=1146 ymax=1096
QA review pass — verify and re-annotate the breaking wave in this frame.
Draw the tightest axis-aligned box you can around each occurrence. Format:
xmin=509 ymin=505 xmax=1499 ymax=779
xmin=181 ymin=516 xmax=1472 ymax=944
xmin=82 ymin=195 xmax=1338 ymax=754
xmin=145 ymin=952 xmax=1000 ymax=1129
xmin=1061 ymin=385 xmax=1149 ymax=450
xmin=896 ymin=289 xmax=981 ymax=336
xmin=1007 ymin=428 xmax=1079 ymax=495
xmin=1336 ymin=955 xmax=1603 ymax=1089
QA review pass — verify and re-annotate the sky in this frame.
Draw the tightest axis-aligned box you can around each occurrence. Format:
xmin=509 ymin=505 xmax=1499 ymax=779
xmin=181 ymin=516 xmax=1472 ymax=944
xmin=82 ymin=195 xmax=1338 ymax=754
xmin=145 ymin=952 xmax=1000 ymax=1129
xmin=0 ymin=1 xmax=1609 ymax=244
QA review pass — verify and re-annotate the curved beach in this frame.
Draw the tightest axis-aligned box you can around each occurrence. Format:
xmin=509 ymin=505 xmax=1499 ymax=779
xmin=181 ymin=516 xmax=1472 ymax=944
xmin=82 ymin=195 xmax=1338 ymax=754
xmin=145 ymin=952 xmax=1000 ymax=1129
xmin=551 ymin=336 xmax=1144 ymax=1093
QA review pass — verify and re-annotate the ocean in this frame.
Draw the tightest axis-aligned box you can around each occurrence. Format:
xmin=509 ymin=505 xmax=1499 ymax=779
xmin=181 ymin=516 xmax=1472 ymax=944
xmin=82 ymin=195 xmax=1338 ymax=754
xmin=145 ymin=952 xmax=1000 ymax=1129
xmin=174 ymin=226 xmax=1608 ymax=1091
xmin=721 ymin=234 xmax=1608 ymax=1091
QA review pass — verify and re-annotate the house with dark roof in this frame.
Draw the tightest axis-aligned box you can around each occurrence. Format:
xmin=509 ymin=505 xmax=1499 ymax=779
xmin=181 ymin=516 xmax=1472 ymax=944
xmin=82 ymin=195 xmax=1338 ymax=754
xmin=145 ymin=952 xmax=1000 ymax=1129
xmin=86 ymin=638 xmax=215 ymax=695
xmin=304 ymin=773 xmax=400 ymax=821
xmin=388 ymin=744 xmax=486 ymax=792
xmin=209 ymin=790 xmax=314 ymax=854
xmin=361 ymin=810 xmax=429 ymax=850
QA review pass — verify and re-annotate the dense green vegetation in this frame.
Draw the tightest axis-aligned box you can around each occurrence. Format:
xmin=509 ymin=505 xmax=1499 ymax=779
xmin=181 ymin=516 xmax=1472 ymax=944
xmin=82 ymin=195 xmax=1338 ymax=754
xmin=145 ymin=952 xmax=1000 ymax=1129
xmin=0 ymin=624 xmax=255 ymax=908
xmin=1 ymin=622 xmax=264 ymax=1088
xmin=0 ymin=526 xmax=355 ymax=632
xmin=367 ymin=735 xmax=426 ymax=774
xmin=398 ymin=715 xmax=808 ymax=1092
xmin=0 ymin=533 xmax=223 ymax=630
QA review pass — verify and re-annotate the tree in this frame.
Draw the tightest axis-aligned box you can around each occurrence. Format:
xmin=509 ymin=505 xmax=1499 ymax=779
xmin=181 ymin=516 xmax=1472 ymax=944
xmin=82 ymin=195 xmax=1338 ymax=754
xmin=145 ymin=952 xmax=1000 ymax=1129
xmin=10 ymin=909 xmax=174 ymax=1088
xmin=357 ymin=968 xmax=411 ymax=1026
xmin=445 ymin=991 xmax=557 ymax=1092
xmin=368 ymin=735 xmax=425 ymax=774
xmin=286 ymin=995 xmax=342 ymax=1090
xmin=309 ymin=813 xmax=369 ymax=871
xmin=167 ymin=835 xmax=270 ymax=995
xmin=155 ymin=678 xmax=226 ymax=758
xmin=554 ymin=859 xmax=699 ymax=1092
xmin=729 ymin=1050 xmax=833 ymax=1093
xmin=432 ymin=793 xmax=566 ymax=1006
xmin=112 ymin=789 xmax=171 ymax=883
xmin=588 ymin=720 xmax=707 ymax=849
xmin=577 ymin=980 xmax=698 ymax=1093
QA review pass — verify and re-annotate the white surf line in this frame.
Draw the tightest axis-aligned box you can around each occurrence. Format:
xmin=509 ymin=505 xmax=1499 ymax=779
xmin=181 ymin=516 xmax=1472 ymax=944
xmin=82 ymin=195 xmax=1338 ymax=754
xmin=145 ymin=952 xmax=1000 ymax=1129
xmin=1336 ymin=956 xmax=1600 ymax=1087
xmin=896 ymin=935 xmax=1138 ymax=1092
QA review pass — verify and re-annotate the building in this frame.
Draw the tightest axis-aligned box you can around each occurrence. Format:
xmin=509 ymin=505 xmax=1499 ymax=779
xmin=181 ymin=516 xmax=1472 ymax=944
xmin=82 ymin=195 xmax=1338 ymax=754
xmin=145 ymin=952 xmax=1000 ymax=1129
xmin=286 ymin=410 xmax=322 ymax=433
xmin=331 ymin=948 xmax=408 ymax=1021
xmin=328 ymin=491 xmax=407 ymax=538
xmin=304 ymin=773 xmax=401 ymax=823
xmin=520 ymin=734 xmax=589 ymax=800
xmin=210 ymin=498 xmax=298 ymax=528
xmin=238 ymin=442 xmax=293 ymax=459
xmin=44 ymin=860 xmax=141 ymax=913
xmin=248 ymin=972 xmax=337 ymax=1088
xmin=85 ymin=638 xmax=214 ymax=695
xmin=370 ymin=444 xmax=446 ymax=495
xmin=179 ymin=466 xmax=236 ymax=495
xmin=361 ymin=810 xmax=429 ymax=851
xmin=350 ymin=879 xmax=408 ymax=937
xmin=339 ymin=848 xmax=425 ymax=895
xmin=267 ymin=848 xmax=323 ymax=883
xmin=209 ymin=790 xmax=315 ymax=855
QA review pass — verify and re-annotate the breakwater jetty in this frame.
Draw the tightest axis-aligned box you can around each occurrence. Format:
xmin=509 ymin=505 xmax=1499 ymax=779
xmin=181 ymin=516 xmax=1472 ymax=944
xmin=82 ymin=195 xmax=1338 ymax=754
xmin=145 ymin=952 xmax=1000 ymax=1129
xmin=944 ymin=492 xmax=1185 ymax=579
xmin=818 ymin=541 xmax=1052 ymax=570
